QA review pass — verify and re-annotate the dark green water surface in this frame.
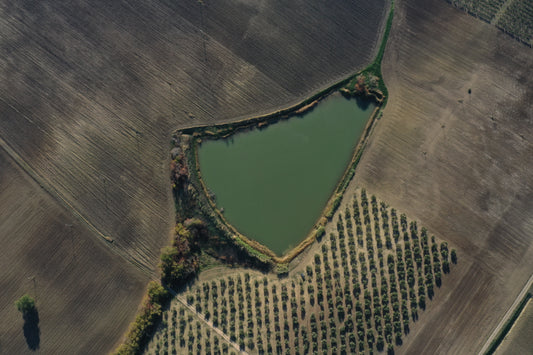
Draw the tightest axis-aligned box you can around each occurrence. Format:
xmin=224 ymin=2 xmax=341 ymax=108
xmin=198 ymin=94 xmax=375 ymax=255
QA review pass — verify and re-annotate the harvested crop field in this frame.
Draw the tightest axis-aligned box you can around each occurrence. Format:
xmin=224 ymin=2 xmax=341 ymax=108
xmin=0 ymin=148 xmax=147 ymax=354
xmin=353 ymin=0 xmax=533 ymax=353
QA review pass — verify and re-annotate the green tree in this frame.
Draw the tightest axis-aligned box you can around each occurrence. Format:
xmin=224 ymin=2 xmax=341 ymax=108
xmin=15 ymin=294 xmax=35 ymax=315
xmin=451 ymin=249 xmax=458 ymax=264
xmin=377 ymin=335 xmax=385 ymax=351
xmin=147 ymin=281 xmax=170 ymax=304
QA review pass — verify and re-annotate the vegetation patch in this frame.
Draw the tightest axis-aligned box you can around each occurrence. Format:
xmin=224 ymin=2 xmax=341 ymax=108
xmin=15 ymin=295 xmax=40 ymax=351
xmin=342 ymin=0 xmax=394 ymax=104
xmin=115 ymin=282 xmax=170 ymax=355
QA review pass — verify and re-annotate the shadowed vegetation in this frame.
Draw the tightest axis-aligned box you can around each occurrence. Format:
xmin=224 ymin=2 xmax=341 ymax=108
xmin=15 ymin=295 xmax=40 ymax=351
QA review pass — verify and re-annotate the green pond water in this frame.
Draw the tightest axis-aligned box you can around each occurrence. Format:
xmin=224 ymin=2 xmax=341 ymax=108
xmin=198 ymin=94 xmax=375 ymax=255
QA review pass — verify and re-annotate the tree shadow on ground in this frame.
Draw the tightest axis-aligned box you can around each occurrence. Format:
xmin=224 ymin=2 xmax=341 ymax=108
xmin=355 ymin=96 xmax=372 ymax=110
xmin=340 ymin=94 xmax=373 ymax=111
xmin=22 ymin=309 xmax=40 ymax=350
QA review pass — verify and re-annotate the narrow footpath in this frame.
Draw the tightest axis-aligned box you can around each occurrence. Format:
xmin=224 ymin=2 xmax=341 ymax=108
xmin=168 ymin=287 xmax=248 ymax=355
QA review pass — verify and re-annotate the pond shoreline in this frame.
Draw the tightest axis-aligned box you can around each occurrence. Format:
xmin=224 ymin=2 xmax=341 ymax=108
xmin=172 ymin=82 xmax=385 ymax=267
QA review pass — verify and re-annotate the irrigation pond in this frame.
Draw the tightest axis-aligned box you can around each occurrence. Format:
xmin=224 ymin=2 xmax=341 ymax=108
xmin=198 ymin=94 xmax=376 ymax=255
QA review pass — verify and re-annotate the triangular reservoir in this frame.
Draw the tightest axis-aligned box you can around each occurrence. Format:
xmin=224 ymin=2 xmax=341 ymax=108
xmin=198 ymin=93 xmax=375 ymax=255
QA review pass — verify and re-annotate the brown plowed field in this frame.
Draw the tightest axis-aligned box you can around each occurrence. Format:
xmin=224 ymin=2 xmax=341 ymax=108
xmin=0 ymin=148 xmax=147 ymax=354
xmin=353 ymin=0 xmax=533 ymax=353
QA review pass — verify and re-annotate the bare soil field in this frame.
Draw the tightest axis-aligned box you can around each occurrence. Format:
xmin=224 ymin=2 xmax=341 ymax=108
xmin=0 ymin=0 xmax=388 ymax=272
xmin=0 ymin=148 xmax=147 ymax=354
xmin=352 ymin=0 xmax=533 ymax=353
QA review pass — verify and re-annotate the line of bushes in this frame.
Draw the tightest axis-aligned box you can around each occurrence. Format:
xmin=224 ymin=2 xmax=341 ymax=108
xmin=369 ymin=0 xmax=395 ymax=80
xmin=160 ymin=221 xmax=205 ymax=289
xmin=114 ymin=282 xmax=170 ymax=355
xmin=115 ymin=217 xmax=208 ymax=355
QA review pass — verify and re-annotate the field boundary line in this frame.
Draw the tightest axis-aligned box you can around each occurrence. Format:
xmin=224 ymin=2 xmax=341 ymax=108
xmin=167 ymin=287 xmax=248 ymax=355
xmin=0 ymin=133 xmax=153 ymax=276
xmin=478 ymin=272 xmax=533 ymax=355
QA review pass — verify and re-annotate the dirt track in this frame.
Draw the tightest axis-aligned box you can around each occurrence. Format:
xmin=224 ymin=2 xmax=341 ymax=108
xmin=352 ymin=0 xmax=533 ymax=353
